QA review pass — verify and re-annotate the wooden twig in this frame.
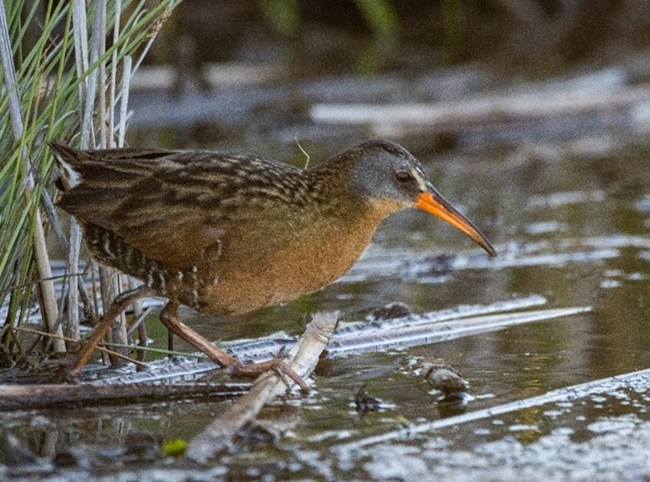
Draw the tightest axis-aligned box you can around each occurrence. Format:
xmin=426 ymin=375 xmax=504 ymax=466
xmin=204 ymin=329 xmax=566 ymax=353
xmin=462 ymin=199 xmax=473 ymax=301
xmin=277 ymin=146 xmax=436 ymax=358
xmin=0 ymin=383 xmax=245 ymax=411
xmin=14 ymin=326 xmax=148 ymax=370
xmin=186 ymin=311 xmax=339 ymax=463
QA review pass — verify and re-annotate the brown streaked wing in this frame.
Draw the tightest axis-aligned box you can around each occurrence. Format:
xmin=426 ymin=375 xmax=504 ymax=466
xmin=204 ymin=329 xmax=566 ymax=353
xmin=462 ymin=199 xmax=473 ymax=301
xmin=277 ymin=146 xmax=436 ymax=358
xmin=57 ymin=147 xmax=303 ymax=271
xmin=106 ymin=172 xmax=236 ymax=271
xmin=57 ymin=149 xmax=235 ymax=270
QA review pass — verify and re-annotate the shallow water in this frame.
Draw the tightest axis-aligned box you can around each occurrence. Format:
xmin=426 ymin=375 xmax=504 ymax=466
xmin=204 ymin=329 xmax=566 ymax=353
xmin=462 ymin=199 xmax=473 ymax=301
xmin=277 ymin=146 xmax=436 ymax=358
xmin=3 ymin=136 xmax=649 ymax=480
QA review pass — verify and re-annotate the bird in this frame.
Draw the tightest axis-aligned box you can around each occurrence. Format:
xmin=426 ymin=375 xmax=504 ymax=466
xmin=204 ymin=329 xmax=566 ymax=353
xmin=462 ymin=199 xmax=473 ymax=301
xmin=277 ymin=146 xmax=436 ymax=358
xmin=51 ymin=139 xmax=496 ymax=388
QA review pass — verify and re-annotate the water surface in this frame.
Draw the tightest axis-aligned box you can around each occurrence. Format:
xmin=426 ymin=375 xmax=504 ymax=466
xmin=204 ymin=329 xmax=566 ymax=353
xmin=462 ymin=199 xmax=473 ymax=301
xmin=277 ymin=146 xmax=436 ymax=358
xmin=4 ymin=137 xmax=649 ymax=480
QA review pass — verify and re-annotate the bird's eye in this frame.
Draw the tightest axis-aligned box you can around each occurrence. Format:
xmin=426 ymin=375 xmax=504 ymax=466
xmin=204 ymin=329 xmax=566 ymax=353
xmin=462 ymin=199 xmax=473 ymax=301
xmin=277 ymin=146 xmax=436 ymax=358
xmin=395 ymin=170 xmax=413 ymax=182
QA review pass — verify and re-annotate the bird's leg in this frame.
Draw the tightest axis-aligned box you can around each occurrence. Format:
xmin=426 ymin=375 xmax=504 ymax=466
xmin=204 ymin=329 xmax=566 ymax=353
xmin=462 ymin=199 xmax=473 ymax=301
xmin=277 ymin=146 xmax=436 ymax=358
xmin=54 ymin=285 xmax=153 ymax=381
xmin=231 ymin=358 xmax=310 ymax=391
xmin=167 ymin=330 xmax=175 ymax=356
xmin=159 ymin=301 xmax=310 ymax=391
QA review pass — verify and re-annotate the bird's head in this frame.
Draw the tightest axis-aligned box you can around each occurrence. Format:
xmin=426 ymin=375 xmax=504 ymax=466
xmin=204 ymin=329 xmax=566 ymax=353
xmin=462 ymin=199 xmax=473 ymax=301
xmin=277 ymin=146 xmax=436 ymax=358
xmin=342 ymin=140 xmax=496 ymax=256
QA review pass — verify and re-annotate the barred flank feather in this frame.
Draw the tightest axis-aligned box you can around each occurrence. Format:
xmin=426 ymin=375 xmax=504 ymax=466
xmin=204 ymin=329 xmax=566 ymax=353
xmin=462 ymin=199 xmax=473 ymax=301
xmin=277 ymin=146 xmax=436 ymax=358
xmin=84 ymin=224 xmax=209 ymax=309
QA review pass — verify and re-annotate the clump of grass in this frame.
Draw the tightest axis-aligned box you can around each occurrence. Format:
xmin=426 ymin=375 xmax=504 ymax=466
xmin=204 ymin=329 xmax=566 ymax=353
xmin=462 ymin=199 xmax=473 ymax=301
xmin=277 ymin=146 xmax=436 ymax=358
xmin=0 ymin=0 xmax=180 ymax=367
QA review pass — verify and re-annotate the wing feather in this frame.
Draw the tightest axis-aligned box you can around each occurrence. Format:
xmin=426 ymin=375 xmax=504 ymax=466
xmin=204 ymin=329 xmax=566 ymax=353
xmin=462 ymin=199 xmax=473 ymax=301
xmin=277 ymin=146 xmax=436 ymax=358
xmin=53 ymin=143 xmax=305 ymax=270
xmin=54 ymin=145 xmax=230 ymax=269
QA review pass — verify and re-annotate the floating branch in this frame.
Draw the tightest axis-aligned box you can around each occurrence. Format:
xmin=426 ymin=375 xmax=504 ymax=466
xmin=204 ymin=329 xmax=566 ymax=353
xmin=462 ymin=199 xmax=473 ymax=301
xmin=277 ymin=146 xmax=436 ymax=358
xmin=186 ymin=311 xmax=339 ymax=462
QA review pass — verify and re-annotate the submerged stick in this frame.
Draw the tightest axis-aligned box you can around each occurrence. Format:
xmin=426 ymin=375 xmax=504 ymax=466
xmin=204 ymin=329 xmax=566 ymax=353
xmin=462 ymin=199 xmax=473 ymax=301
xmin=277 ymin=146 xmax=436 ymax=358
xmin=57 ymin=298 xmax=580 ymax=386
xmin=327 ymin=306 xmax=591 ymax=357
xmin=186 ymin=311 xmax=339 ymax=463
xmin=310 ymin=86 xmax=650 ymax=134
xmin=0 ymin=383 xmax=246 ymax=411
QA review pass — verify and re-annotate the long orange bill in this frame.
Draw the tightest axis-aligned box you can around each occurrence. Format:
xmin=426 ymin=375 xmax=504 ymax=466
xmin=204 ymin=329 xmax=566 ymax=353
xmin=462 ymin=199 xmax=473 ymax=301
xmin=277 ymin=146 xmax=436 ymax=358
xmin=416 ymin=190 xmax=497 ymax=256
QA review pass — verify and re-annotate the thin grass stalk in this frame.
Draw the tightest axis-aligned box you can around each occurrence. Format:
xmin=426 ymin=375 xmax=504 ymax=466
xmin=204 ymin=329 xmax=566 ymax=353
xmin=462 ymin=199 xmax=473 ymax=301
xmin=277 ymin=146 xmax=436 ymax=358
xmin=108 ymin=0 xmax=122 ymax=150
xmin=81 ymin=0 xmax=101 ymax=148
xmin=98 ymin=0 xmax=107 ymax=149
xmin=69 ymin=0 xmax=106 ymax=343
xmin=46 ymin=7 xmax=92 ymax=342
xmin=127 ymin=2 xmax=174 ymax=78
xmin=66 ymin=0 xmax=91 ymax=342
xmin=95 ymin=0 xmax=128 ymax=360
xmin=0 ymin=0 xmax=65 ymax=352
xmin=118 ymin=56 xmax=131 ymax=144
xmin=72 ymin=0 xmax=88 ymax=104
xmin=119 ymin=55 xmax=145 ymax=347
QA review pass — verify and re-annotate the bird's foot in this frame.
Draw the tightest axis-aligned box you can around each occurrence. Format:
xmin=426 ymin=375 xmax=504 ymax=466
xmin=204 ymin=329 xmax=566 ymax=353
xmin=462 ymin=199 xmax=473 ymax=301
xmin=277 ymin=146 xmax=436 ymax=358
xmin=159 ymin=301 xmax=310 ymax=392
xmin=50 ymin=286 xmax=153 ymax=383
xmin=49 ymin=357 xmax=85 ymax=384
xmin=231 ymin=359 xmax=310 ymax=392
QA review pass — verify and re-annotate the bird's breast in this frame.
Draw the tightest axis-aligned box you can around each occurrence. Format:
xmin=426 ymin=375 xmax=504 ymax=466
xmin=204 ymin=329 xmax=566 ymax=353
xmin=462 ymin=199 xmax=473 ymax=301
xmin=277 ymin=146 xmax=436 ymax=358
xmin=200 ymin=208 xmax=381 ymax=315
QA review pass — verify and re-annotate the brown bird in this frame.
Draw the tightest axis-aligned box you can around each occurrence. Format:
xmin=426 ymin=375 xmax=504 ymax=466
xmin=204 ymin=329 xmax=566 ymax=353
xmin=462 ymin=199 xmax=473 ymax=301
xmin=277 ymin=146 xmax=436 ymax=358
xmin=52 ymin=140 xmax=496 ymax=387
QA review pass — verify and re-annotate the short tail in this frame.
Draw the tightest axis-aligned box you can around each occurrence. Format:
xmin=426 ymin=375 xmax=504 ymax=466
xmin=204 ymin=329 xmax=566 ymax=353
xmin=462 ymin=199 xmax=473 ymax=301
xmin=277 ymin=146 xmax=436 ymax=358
xmin=50 ymin=141 xmax=86 ymax=191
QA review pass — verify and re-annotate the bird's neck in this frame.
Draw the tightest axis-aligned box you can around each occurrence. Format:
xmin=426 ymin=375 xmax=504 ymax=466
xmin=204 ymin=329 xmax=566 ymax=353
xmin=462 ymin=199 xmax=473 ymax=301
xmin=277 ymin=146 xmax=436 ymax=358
xmin=304 ymin=158 xmax=402 ymax=224
xmin=303 ymin=157 xmax=363 ymax=216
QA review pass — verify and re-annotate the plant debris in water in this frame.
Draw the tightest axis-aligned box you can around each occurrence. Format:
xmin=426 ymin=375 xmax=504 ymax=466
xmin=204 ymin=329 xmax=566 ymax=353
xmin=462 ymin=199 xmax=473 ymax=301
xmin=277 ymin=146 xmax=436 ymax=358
xmin=423 ymin=364 xmax=469 ymax=401
xmin=354 ymin=386 xmax=383 ymax=412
